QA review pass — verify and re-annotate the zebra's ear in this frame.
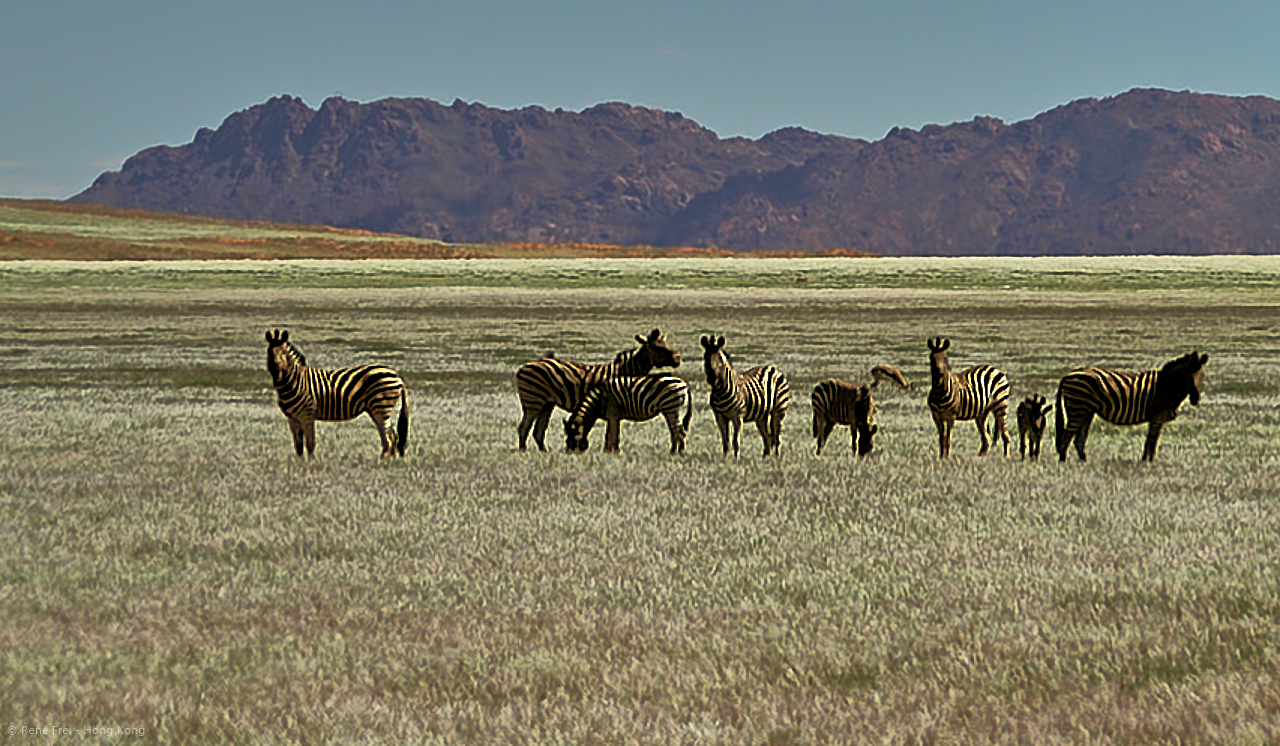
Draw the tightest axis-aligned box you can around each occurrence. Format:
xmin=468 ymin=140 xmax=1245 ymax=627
xmin=1198 ymin=352 xmax=1209 ymax=367
xmin=716 ymin=336 xmax=725 ymax=351
xmin=281 ymin=330 xmax=290 ymax=342
xmin=648 ymin=328 xmax=662 ymax=343
xmin=266 ymin=330 xmax=274 ymax=344
xmin=940 ymin=338 xmax=951 ymax=351
xmin=700 ymin=335 xmax=712 ymax=350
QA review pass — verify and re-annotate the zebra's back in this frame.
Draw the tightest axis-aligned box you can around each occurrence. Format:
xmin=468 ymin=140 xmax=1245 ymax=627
xmin=1059 ymin=368 xmax=1157 ymax=426
xmin=811 ymin=379 xmax=868 ymax=426
xmin=928 ymin=365 xmax=1010 ymax=420
xmin=307 ymin=365 xmax=405 ymax=421
xmin=710 ymin=365 xmax=790 ymax=422
xmin=516 ymin=357 xmax=595 ymax=412
xmin=605 ymin=375 xmax=688 ymax=421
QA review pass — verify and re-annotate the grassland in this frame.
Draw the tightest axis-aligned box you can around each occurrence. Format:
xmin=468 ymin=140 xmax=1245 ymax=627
xmin=0 ymin=257 xmax=1278 ymax=744
xmin=0 ymin=200 xmax=738 ymax=260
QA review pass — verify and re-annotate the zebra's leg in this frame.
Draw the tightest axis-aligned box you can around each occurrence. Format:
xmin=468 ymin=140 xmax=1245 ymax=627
xmin=662 ymin=409 xmax=682 ymax=454
xmin=1073 ymin=413 xmax=1094 ymax=462
xmin=1019 ymin=427 xmax=1028 ymax=460
xmin=715 ymin=412 xmax=732 ymax=456
xmin=604 ymin=416 xmax=621 ymax=453
xmin=933 ymin=413 xmax=951 ymax=458
xmin=995 ymin=406 xmax=1010 ymax=457
xmin=531 ymin=403 xmax=556 ymax=452
xmin=370 ymin=410 xmax=393 ymax=458
xmin=815 ymin=417 xmax=834 ymax=456
xmin=302 ymin=420 xmax=317 ymax=458
xmin=517 ymin=405 xmax=540 ymax=451
xmin=772 ymin=410 xmax=785 ymax=456
xmin=754 ymin=419 xmax=772 ymax=457
xmin=1142 ymin=422 xmax=1165 ymax=462
xmin=289 ymin=418 xmax=306 ymax=458
xmin=975 ymin=413 xmax=991 ymax=456
xmin=731 ymin=418 xmax=742 ymax=459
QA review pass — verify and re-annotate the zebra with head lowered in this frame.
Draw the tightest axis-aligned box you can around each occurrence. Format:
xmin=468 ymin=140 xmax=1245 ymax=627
xmin=926 ymin=337 xmax=1011 ymax=458
xmin=811 ymin=379 xmax=877 ymax=457
xmin=516 ymin=329 xmax=681 ymax=451
xmin=1056 ymin=351 xmax=1209 ymax=462
xmin=700 ymin=335 xmax=791 ymax=457
xmin=563 ymin=374 xmax=692 ymax=454
xmin=264 ymin=329 xmax=410 ymax=458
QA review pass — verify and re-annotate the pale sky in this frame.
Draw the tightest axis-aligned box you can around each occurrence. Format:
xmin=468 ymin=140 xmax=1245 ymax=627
xmin=5 ymin=0 xmax=1280 ymax=198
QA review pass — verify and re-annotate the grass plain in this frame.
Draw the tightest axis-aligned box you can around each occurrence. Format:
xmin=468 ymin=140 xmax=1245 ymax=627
xmin=0 ymin=257 xmax=1278 ymax=744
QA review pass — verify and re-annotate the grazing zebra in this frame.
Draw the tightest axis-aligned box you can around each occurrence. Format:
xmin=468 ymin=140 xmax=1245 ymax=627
xmin=700 ymin=335 xmax=791 ymax=457
xmin=516 ymin=329 xmax=681 ymax=452
xmin=1055 ymin=351 xmax=1209 ymax=462
xmin=563 ymin=375 xmax=692 ymax=454
xmin=870 ymin=364 xmax=915 ymax=391
xmin=926 ymin=337 xmax=1011 ymax=458
xmin=811 ymin=379 xmax=878 ymax=456
xmin=1016 ymin=394 xmax=1052 ymax=461
xmin=264 ymin=329 xmax=410 ymax=458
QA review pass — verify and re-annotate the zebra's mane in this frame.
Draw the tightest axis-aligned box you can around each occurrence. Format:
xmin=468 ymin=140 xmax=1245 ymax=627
xmin=284 ymin=341 xmax=308 ymax=368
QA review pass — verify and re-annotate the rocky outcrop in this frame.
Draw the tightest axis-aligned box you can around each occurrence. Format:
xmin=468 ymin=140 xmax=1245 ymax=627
xmin=73 ymin=89 xmax=1280 ymax=254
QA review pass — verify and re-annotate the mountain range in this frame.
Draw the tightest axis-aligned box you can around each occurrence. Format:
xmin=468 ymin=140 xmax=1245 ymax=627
xmin=71 ymin=88 xmax=1280 ymax=255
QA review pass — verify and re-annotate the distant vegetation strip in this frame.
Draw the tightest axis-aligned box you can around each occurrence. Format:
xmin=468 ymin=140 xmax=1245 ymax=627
xmin=2 ymin=256 xmax=1279 ymax=294
xmin=0 ymin=199 xmax=879 ymax=260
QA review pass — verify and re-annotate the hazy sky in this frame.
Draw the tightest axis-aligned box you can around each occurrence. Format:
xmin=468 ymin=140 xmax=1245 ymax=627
xmin=5 ymin=0 xmax=1280 ymax=198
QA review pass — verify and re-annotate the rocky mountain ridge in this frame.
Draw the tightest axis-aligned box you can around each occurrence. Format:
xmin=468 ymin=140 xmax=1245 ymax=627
xmin=72 ymin=88 xmax=1280 ymax=254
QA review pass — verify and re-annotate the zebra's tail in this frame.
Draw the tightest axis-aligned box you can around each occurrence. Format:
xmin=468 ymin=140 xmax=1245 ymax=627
xmin=681 ymin=389 xmax=693 ymax=433
xmin=396 ymin=387 xmax=410 ymax=457
xmin=1053 ymin=385 xmax=1065 ymax=457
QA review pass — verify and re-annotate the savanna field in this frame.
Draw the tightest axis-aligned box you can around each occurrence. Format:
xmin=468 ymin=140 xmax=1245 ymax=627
xmin=1 ymin=256 xmax=1278 ymax=744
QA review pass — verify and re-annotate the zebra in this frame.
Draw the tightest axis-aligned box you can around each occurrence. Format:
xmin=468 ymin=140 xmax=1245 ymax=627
xmin=811 ymin=379 xmax=878 ymax=456
xmin=516 ymin=329 xmax=681 ymax=451
xmin=264 ymin=329 xmax=410 ymax=458
xmin=1016 ymin=394 xmax=1052 ymax=461
xmin=926 ymin=337 xmax=1011 ymax=458
xmin=1055 ymin=351 xmax=1209 ymax=462
xmin=870 ymin=364 xmax=915 ymax=391
xmin=699 ymin=335 xmax=791 ymax=457
xmin=563 ymin=374 xmax=692 ymax=454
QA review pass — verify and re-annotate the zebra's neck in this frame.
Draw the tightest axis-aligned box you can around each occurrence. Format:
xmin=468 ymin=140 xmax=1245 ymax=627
xmin=571 ymin=387 xmax=608 ymax=429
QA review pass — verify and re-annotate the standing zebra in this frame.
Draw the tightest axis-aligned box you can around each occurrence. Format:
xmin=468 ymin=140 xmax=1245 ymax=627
xmin=926 ymin=337 xmax=1011 ymax=458
xmin=700 ymin=335 xmax=791 ymax=457
xmin=516 ymin=329 xmax=681 ymax=451
xmin=1056 ymin=351 xmax=1209 ymax=462
xmin=1016 ymin=395 xmax=1052 ymax=461
xmin=811 ymin=379 xmax=877 ymax=456
xmin=563 ymin=375 xmax=692 ymax=454
xmin=264 ymin=329 xmax=410 ymax=458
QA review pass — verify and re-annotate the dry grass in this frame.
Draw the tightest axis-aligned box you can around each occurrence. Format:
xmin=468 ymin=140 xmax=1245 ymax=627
xmin=0 ymin=260 xmax=1277 ymax=744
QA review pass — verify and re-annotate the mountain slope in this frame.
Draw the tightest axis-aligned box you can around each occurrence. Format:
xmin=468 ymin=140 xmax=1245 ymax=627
xmin=72 ymin=89 xmax=1280 ymax=254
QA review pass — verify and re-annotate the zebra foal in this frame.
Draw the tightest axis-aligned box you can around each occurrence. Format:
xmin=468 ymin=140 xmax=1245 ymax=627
xmin=516 ymin=329 xmax=681 ymax=451
xmin=811 ymin=379 xmax=877 ymax=456
xmin=1016 ymin=395 xmax=1052 ymax=461
xmin=926 ymin=337 xmax=1011 ymax=458
xmin=563 ymin=375 xmax=692 ymax=454
xmin=700 ymin=335 xmax=791 ymax=457
xmin=265 ymin=329 xmax=410 ymax=458
xmin=1056 ymin=351 xmax=1208 ymax=462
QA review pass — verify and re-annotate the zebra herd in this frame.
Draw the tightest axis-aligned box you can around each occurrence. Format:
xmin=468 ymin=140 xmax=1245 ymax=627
xmin=264 ymin=328 xmax=1209 ymax=463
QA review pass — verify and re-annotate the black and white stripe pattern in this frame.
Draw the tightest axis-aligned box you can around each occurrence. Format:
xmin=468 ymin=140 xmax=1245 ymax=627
xmin=516 ymin=329 xmax=681 ymax=451
xmin=563 ymin=375 xmax=692 ymax=454
xmin=700 ymin=335 xmax=791 ymax=457
xmin=811 ymin=379 xmax=877 ymax=456
xmin=265 ymin=329 xmax=409 ymax=458
xmin=926 ymin=337 xmax=1011 ymax=458
xmin=1056 ymin=351 xmax=1208 ymax=462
